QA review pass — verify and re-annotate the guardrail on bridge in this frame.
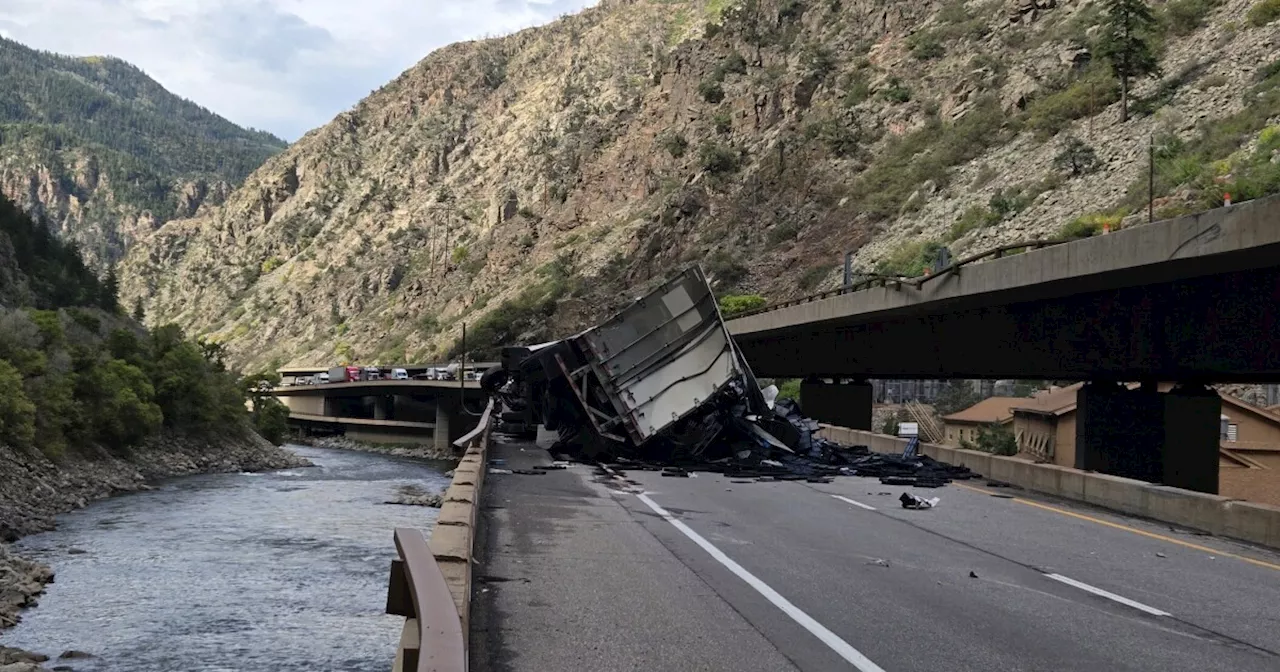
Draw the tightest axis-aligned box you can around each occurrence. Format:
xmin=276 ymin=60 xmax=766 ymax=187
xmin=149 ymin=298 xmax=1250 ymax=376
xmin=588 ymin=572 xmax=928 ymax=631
xmin=386 ymin=399 xmax=494 ymax=671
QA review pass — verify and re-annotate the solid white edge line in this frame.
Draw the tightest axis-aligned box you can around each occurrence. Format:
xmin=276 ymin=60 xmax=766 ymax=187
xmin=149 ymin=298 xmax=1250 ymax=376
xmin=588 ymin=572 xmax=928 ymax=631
xmin=831 ymin=494 xmax=877 ymax=511
xmin=1045 ymin=573 xmax=1171 ymax=616
xmin=636 ymin=492 xmax=888 ymax=672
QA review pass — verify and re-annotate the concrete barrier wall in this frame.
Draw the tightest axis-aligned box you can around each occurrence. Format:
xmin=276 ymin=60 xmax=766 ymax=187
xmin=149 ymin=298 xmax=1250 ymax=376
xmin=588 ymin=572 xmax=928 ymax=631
xmin=818 ymin=425 xmax=1280 ymax=550
xmin=426 ymin=412 xmax=492 ymax=646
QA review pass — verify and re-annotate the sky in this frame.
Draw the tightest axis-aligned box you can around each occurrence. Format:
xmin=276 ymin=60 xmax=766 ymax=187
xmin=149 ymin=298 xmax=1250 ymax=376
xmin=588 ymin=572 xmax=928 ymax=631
xmin=0 ymin=0 xmax=597 ymax=141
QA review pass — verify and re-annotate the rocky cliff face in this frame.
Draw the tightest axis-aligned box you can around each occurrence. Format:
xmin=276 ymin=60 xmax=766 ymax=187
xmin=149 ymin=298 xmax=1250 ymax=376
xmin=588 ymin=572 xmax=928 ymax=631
xmin=119 ymin=0 xmax=1280 ymax=369
xmin=0 ymin=37 xmax=286 ymax=268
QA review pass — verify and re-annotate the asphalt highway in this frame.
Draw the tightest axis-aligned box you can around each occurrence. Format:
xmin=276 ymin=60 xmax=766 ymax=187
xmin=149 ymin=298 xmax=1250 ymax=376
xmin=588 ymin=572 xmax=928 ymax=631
xmin=469 ymin=438 xmax=1280 ymax=672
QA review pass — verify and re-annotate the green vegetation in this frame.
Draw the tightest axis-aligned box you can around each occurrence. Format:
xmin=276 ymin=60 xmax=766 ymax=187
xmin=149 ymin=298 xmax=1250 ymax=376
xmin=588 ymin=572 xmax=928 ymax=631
xmin=0 ymin=194 xmax=255 ymax=457
xmin=705 ymin=250 xmax=748 ymax=290
xmin=1247 ymin=0 xmax=1280 ymax=26
xmin=876 ymin=240 xmax=945 ymax=277
xmin=908 ymin=32 xmax=945 ymax=60
xmin=451 ymin=245 xmax=469 ymax=264
xmin=1097 ymin=0 xmax=1161 ymax=122
xmin=1060 ymin=211 xmax=1126 ymax=239
xmin=776 ymin=378 xmax=801 ymax=401
xmin=718 ymin=294 xmax=766 ymax=317
xmin=879 ymin=78 xmax=912 ymax=103
xmin=0 ymin=37 xmax=286 ymax=222
xmin=713 ymin=112 xmax=733 ymax=134
xmin=961 ymin=423 xmax=1019 ymax=456
xmin=243 ymin=371 xmax=290 ymax=445
xmin=451 ymin=254 xmax=580 ymax=359
xmin=698 ymin=79 xmax=726 ymax=103
xmin=260 ymin=257 xmax=283 ymax=274
xmin=1118 ymin=61 xmax=1280 ymax=212
xmin=699 ymin=141 xmax=741 ymax=174
xmin=661 ymin=132 xmax=690 ymax=158
xmin=1024 ymin=68 xmax=1120 ymax=138
xmin=1053 ymin=136 xmax=1100 ymax=176
xmin=1161 ymin=0 xmax=1222 ymax=34
xmin=935 ymin=380 xmax=982 ymax=415
xmin=854 ymin=97 xmax=1011 ymax=220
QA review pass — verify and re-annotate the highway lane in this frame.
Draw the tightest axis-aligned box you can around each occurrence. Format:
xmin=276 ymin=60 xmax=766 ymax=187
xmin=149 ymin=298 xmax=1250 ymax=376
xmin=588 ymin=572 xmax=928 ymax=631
xmin=471 ymin=439 xmax=1280 ymax=671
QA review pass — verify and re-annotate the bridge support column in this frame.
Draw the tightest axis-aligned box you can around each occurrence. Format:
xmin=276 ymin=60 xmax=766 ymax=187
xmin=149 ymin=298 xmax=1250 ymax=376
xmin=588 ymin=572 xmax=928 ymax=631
xmin=1076 ymin=382 xmax=1220 ymax=494
xmin=374 ymin=396 xmax=391 ymax=421
xmin=434 ymin=399 xmax=452 ymax=453
xmin=1161 ymin=384 xmax=1220 ymax=494
xmin=799 ymin=378 xmax=872 ymax=430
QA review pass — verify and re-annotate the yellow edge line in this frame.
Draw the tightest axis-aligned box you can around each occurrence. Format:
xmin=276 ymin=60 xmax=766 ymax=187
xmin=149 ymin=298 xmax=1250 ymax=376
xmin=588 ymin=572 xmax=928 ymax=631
xmin=951 ymin=482 xmax=1280 ymax=572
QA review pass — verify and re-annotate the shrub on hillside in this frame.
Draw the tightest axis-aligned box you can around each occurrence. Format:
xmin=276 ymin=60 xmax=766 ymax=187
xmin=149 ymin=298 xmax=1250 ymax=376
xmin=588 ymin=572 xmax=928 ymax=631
xmin=699 ymin=141 xmax=740 ymax=174
xmin=718 ymin=294 xmax=766 ymax=317
xmin=1054 ymin=136 xmax=1101 ymax=176
xmin=1247 ymin=0 xmax=1280 ymax=25
xmin=1024 ymin=70 xmax=1120 ymax=138
xmin=1161 ymin=0 xmax=1222 ymax=34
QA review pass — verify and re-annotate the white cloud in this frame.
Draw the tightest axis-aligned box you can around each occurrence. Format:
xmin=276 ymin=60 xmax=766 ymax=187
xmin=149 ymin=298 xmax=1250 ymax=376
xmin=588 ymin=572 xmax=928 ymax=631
xmin=2 ymin=0 xmax=598 ymax=140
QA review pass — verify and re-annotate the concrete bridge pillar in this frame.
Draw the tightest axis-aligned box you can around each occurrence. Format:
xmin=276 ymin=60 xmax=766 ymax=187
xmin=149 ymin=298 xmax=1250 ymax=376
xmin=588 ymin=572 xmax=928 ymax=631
xmin=799 ymin=378 xmax=872 ymax=430
xmin=1076 ymin=381 xmax=1220 ymax=494
xmin=1161 ymin=384 xmax=1220 ymax=494
xmin=434 ymin=398 xmax=452 ymax=453
xmin=374 ymin=396 xmax=391 ymax=421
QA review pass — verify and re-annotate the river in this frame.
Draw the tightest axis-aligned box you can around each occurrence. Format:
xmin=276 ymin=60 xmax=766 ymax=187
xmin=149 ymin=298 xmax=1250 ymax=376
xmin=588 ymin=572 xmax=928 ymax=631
xmin=1 ymin=445 xmax=453 ymax=672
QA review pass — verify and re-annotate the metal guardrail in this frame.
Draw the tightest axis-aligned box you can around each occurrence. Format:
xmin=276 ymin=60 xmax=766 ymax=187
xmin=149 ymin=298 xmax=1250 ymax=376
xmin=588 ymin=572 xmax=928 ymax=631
xmin=386 ymin=528 xmax=467 ymax=672
xmin=732 ymin=238 xmax=1071 ymax=319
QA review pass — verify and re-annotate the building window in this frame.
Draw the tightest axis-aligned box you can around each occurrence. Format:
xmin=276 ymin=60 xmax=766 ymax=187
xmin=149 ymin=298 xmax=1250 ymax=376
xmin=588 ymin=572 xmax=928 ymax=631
xmin=1227 ymin=423 xmax=1238 ymax=442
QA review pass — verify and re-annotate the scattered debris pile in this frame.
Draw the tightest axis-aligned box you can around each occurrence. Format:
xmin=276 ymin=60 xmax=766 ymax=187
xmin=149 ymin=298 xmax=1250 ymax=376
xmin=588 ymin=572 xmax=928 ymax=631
xmin=486 ymin=266 xmax=979 ymax=482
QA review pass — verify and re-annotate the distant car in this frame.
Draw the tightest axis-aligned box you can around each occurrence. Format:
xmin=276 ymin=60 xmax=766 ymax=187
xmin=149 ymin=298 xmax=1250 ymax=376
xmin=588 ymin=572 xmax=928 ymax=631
xmin=391 ymin=368 xmax=409 ymax=380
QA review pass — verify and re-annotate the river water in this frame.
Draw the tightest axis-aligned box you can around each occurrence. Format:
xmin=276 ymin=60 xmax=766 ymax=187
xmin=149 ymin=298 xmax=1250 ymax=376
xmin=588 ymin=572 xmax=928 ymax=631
xmin=1 ymin=445 xmax=452 ymax=672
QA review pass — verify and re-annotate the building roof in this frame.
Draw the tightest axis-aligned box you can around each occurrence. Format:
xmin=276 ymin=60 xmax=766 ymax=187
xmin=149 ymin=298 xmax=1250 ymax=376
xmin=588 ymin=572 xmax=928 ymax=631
xmin=941 ymin=397 xmax=1025 ymax=425
xmin=1010 ymin=383 xmax=1085 ymax=417
xmin=1009 ymin=383 xmax=1280 ymax=430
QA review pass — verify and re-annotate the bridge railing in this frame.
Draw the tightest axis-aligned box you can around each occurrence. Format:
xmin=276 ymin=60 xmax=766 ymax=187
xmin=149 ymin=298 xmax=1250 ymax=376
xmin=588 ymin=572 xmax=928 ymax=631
xmin=386 ymin=528 xmax=467 ymax=672
xmin=731 ymin=238 xmax=1071 ymax=320
xmin=387 ymin=398 xmax=494 ymax=672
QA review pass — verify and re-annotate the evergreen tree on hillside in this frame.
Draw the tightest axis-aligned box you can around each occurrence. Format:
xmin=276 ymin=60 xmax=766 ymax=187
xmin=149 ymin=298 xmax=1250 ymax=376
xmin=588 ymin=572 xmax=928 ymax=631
xmin=1097 ymin=0 xmax=1160 ymax=122
xmin=100 ymin=266 xmax=120 ymax=312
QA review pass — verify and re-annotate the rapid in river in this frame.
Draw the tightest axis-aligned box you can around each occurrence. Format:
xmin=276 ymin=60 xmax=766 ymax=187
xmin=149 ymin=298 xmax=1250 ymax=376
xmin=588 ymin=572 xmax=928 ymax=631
xmin=1 ymin=445 xmax=452 ymax=672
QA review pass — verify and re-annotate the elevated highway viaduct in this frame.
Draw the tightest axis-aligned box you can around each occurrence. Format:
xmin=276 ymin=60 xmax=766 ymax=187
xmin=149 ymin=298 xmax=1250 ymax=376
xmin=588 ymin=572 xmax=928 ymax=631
xmin=271 ymin=379 xmax=487 ymax=451
xmin=727 ymin=196 xmax=1280 ymax=495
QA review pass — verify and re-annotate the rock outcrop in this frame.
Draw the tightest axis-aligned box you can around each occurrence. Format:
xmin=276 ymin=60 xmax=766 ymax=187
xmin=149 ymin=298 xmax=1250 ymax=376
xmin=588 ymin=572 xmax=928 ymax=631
xmin=116 ymin=0 xmax=1280 ymax=369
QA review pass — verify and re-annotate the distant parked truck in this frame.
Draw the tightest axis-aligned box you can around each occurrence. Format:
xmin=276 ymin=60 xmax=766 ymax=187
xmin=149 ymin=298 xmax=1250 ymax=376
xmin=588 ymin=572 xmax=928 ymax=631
xmin=363 ymin=366 xmax=383 ymax=381
xmin=328 ymin=366 xmax=361 ymax=383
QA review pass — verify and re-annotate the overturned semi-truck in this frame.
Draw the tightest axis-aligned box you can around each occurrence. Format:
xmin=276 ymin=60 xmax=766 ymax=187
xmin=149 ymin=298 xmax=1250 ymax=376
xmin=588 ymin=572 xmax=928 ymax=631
xmin=483 ymin=266 xmax=808 ymax=461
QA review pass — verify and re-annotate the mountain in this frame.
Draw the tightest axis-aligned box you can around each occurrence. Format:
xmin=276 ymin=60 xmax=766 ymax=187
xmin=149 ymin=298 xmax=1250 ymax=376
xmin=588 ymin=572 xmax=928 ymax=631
xmin=119 ymin=0 xmax=1280 ymax=370
xmin=0 ymin=36 xmax=288 ymax=267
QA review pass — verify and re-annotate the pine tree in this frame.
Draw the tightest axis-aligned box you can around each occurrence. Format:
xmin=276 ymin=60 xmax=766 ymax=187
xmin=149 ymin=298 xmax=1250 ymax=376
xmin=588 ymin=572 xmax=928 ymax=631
xmin=1097 ymin=0 xmax=1160 ymax=123
xmin=132 ymin=296 xmax=145 ymax=322
xmin=100 ymin=265 xmax=119 ymax=312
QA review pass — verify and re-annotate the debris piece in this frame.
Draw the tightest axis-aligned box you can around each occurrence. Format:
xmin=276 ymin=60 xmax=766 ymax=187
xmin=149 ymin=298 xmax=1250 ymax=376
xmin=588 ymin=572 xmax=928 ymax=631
xmin=490 ymin=468 xmax=514 ymax=475
xmin=990 ymin=493 xmax=1014 ymax=499
xmin=488 ymin=459 xmax=507 ymax=467
xmin=900 ymin=493 xmax=940 ymax=510
xmin=512 ymin=469 xmax=546 ymax=476
xmin=867 ymin=558 xmax=890 ymax=567
xmin=1155 ymin=552 xmax=1167 ymax=558
xmin=969 ymin=571 xmax=979 ymax=579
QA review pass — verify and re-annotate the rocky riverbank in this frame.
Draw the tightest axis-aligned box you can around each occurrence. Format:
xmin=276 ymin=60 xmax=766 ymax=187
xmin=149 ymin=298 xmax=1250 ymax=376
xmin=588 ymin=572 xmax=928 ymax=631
xmin=0 ymin=428 xmax=309 ymax=647
xmin=304 ymin=435 xmax=458 ymax=463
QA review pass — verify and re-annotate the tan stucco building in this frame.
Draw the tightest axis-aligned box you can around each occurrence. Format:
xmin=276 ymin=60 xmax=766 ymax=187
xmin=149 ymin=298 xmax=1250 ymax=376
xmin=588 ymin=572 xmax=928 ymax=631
xmin=999 ymin=384 xmax=1280 ymax=507
xmin=940 ymin=397 xmax=1021 ymax=446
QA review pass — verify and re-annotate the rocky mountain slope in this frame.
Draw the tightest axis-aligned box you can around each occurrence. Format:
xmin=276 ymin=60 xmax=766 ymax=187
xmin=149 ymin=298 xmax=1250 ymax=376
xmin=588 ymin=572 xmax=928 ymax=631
xmin=119 ymin=0 xmax=1280 ymax=370
xmin=0 ymin=37 xmax=287 ymax=268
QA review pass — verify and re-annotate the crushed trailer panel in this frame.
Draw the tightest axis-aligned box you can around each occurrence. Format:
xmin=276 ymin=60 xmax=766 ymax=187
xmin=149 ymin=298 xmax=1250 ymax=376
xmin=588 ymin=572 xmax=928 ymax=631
xmin=575 ymin=267 xmax=745 ymax=445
